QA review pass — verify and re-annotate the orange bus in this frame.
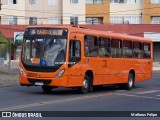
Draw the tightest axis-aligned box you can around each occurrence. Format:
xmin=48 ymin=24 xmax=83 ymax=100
xmin=19 ymin=25 xmax=153 ymax=94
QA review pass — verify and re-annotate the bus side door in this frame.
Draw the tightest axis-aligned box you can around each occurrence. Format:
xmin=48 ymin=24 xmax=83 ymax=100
xmin=67 ymin=33 xmax=84 ymax=87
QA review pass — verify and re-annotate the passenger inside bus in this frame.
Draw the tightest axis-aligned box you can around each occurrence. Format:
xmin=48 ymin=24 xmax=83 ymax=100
xmin=30 ymin=38 xmax=66 ymax=66
xmin=44 ymin=38 xmax=66 ymax=66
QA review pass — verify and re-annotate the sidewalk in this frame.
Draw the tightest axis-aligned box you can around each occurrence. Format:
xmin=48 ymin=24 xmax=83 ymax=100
xmin=153 ymin=62 xmax=160 ymax=71
xmin=0 ymin=60 xmax=19 ymax=87
xmin=0 ymin=60 xmax=19 ymax=73
xmin=0 ymin=72 xmax=19 ymax=87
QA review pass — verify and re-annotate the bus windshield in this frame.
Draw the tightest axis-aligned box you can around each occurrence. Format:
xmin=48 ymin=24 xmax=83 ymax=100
xmin=22 ymin=28 xmax=68 ymax=68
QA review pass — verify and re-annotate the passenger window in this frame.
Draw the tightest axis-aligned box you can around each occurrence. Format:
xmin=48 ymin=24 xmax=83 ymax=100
xmin=133 ymin=42 xmax=143 ymax=59
xmin=123 ymin=40 xmax=133 ymax=58
xmin=84 ymin=35 xmax=98 ymax=57
xmin=99 ymin=37 xmax=110 ymax=57
xmin=143 ymin=43 xmax=151 ymax=59
xmin=111 ymin=38 xmax=122 ymax=58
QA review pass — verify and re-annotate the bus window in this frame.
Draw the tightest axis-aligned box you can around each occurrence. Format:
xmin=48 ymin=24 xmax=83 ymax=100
xmin=123 ymin=40 xmax=133 ymax=58
xmin=143 ymin=43 xmax=151 ymax=59
xmin=99 ymin=37 xmax=110 ymax=57
xmin=111 ymin=38 xmax=122 ymax=58
xmin=84 ymin=35 xmax=98 ymax=57
xmin=69 ymin=40 xmax=81 ymax=67
xmin=133 ymin=42 xmax=143 ymax=59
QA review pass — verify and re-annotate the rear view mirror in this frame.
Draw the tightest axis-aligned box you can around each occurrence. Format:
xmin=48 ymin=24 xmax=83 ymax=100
xmin=14 ymin=40 xmax=19 ymax=47
xmin=15 ymin=40 xmax=22 ymax=48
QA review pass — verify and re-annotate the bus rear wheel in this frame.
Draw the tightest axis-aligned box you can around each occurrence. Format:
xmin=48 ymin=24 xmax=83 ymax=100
xmin=77 ymin=74 xmax=92 ymax=94
xmin=125 ymin=73 xmax=134 ymax=90
xmin=42 ymin=86 xmax=53 ymax=93
xmin=119 ymin=73 xmax=134 ymax=90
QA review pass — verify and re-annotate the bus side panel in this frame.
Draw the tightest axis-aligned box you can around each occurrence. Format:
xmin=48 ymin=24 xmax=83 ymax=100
xmin=50 ymin=76 xmax=69 ymax=87
xmin=88 ymin=58 xmax=104 ymax=85
xmin=109 ymin=58 xmax=127 ymax=84
xmin=133 ymin=59 xmax=144 ymax=83
xmin=108 ymin=58 xmax=145 ymax=84
xmin=102 ymin=58 xmax=110 ymax=84
xmin=67 ymin=62 xmax=84 ymax=87
xmin=119 ymin=59 xmax=131 ymax=83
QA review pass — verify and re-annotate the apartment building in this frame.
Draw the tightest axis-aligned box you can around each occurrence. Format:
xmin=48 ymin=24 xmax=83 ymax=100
xmin=110 ymin=0 xmax=143 ymax=24
xmin=63 ymin=0 xmax=85 ymax=24
xmin=85 ymin=0 xmax=144 ymax=24
xmin=85 ymin=0 xmax=110 ymax=24
xmin=144 ymin=0 xmax=160 ymax=24
xmin=0 ymin=0 xmax=85 ymax=25
xmin=86 ymin=0 xmax=160 ymax=24
xmin=1 ymin=0 xmax=160 ymax=25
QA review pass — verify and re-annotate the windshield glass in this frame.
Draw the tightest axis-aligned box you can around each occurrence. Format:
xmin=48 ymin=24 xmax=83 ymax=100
xmin=22 ymin=28 xmax=67 ymax=67
xmin=22 ymin=37 xmax=66 ymax=67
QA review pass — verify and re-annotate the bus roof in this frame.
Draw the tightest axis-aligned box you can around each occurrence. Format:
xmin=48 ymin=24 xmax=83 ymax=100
xmin=25 ymin=25 xmax=152 ymax=43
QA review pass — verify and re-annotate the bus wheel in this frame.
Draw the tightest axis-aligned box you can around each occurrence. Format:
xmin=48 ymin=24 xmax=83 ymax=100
xmin=119 ymin=73 xmax=134 ymax=90
xmin=42 ymin=86 xmax=53 ymax=93
xmin=77 ymin=74 xmax=91 ymax=94
xmin=125 ymin=73 xmax=134 ymax=90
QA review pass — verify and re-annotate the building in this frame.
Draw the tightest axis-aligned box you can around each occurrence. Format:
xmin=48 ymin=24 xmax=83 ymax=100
xmin=0 ymin=0 xmax=160 ymax=61
xmin=110 ymin=0 xmax=143 ymax=24
xmin=63 ymin=0 xmax=85 ymax=24
xmin=144 ymin=0 xmax=160 ymax=24
xmin=85 ymin=0 xmax=110 ymax=24
xmin=85 ymin=0 xmax=144 ymax=24
xmin=1 ymin=0 xmax=160 ymax=25
xmin=0 ymin=0 xmax=85 ymax=25
xmin=86 ymin=0 xmax=160 ymax=24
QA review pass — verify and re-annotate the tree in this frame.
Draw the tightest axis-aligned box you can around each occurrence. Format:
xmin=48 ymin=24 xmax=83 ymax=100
xmin=0 ymin=33 xmax=14 ymax=72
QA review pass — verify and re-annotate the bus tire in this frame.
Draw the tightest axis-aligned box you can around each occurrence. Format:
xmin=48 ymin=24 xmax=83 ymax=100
xmin=125 ymin=73 xmax=135 ymax=90
xmin=42 ymin=86 xmax=53 ymax=93
xmin=77 ymin=74 xmax=92 ymax=94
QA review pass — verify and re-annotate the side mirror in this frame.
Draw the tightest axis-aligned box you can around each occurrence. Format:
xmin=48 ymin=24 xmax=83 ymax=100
xmin=15 ymin=40 xmax=22 ymax=48
xmin=14 ymin=40 xmax=19 ymax=48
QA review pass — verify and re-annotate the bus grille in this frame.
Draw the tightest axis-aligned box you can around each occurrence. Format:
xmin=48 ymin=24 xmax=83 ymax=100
xmin=28 ymin=78 xmax=52 ymax=85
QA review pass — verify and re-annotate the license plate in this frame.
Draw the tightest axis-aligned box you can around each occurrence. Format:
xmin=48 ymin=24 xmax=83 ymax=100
xmin=35 ymin=82 xmax=44 ymax=86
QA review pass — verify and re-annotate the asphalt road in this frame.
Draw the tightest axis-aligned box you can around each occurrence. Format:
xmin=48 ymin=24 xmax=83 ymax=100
xmin=0 ymin=73 xmax=160 ymax=120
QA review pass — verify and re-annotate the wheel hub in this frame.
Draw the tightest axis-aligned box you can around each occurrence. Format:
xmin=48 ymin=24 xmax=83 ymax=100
xmin=83 ymin=79 xmax=88 ymax=89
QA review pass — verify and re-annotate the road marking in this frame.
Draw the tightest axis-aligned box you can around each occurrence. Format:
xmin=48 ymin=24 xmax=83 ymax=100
xmin=137 ymin=90 xmax=160 ymax=94
xmin=116 ymin=90 xmax=127 ymax=93
xmin=114 ymin=93 xmax=160 ymax=100
xmin=116 ymin=88 xmax=143 ymax=93
xmin=0 ymin=92 xmax=112 ymax=111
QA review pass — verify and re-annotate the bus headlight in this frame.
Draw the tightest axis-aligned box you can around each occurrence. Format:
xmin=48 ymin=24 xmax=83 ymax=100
xmin=19 ymin=67 xmax=26 ymax=76
xmin=55 ymin=69 xmax=65 ymax=78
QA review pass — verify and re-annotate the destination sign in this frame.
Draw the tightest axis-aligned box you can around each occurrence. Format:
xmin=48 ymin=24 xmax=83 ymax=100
xmin=26 ymin=28 xmax=68 ymax=36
